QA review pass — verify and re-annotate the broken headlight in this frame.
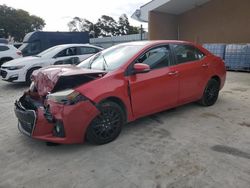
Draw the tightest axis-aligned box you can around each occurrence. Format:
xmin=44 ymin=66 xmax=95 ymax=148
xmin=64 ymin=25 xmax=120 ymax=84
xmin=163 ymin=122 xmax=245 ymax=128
xmin=47 ymin=89 xmax=87 ymax=105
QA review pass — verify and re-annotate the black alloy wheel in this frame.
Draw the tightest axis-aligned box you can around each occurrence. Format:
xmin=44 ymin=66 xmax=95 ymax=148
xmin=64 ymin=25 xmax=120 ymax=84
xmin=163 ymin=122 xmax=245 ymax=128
xmin=199 ymin=79 xmax=220 ymax=106
xmin=86 ymin=101 xmax=124 ymax=145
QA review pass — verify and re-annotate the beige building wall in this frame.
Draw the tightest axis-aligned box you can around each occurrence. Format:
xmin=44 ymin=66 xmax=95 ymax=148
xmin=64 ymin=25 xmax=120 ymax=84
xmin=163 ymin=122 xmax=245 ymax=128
xmin=148 ymin=11 xmax=178 ymax=40
xmin=148 ymin=0 xmax=250 ymax=43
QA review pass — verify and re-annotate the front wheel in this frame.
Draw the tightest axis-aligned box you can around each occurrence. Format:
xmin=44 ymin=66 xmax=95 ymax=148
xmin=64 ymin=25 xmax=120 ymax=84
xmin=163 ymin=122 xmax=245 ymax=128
xmin=199 ymin=79 xmax=220 ymax=106
xmin=25 ymin=68 xmax=40 ymax=85
xmin=86 ymin=101 xmax=124 ymax=145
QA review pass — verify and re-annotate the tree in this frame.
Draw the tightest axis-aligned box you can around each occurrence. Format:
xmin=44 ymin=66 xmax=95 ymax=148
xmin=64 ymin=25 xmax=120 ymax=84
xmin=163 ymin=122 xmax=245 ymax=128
xmin=118 ymin=14 xmax=129 ymax=35
xmin=0 ymin=5 xmax=45 ymax=41
xmin=95 ymin=15 xmax=119 ymax=37
xmin=68 ymin=17 xmax=98 ymax=38
xmin=68 ymin=14 xmax=140 ymax=38
xmin=118 ymin=14 xmax=140 ymax=35
xmin=68 ymin=17 xmax=92 ymax=32
xmin=128 ymin=26 xmax=140 ymax=35
xmin=68 ymin=17 xmax=102 ymax=38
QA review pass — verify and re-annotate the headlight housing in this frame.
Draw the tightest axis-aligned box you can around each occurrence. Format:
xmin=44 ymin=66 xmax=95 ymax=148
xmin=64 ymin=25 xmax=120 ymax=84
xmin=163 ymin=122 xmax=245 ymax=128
xmin=47 ymin=89 xmax=87 ymax=105
xmin=6 ymin=65 xmax=25 ymax=70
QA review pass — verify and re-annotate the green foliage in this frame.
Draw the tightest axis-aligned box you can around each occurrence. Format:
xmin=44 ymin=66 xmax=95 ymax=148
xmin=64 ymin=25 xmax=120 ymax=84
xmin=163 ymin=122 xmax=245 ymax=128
xmin=118 ymin=14 xmax=139 ymax=35
xmin=68 ymin=14 xmax=140 ymax=38
xmin=0 ymin=5 xmax=45 ymax=41
xmin=68 ymin=17 xmax=98 ymax=38
xmin=96 ymin=15 xmax=119 ymax=37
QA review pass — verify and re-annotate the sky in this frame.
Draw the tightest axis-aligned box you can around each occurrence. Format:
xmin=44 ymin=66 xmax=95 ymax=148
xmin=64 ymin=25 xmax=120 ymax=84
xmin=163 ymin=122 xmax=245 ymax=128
xmin=0 ymin=0 xmax=149 ymax=31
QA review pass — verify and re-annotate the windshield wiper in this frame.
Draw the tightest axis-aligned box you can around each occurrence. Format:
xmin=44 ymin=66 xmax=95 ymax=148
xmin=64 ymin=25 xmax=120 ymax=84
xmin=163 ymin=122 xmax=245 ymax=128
xmin=89 ymin=53 xmax=101 ymax=69
xmin=102 ymin=55 xmax=108 ymax=71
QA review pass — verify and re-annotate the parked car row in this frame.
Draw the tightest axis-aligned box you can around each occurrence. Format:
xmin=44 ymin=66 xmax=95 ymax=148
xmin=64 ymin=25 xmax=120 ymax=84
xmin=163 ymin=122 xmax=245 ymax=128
xmin=13 ymin=40 xmax=226 ymax=145
xmin=0 ymin=44 xmax=103 ymax=84
xmin=0 ymin=43 xmax=22 ymax=66
xmin=0 ymin=31 xmax=91 ymax=67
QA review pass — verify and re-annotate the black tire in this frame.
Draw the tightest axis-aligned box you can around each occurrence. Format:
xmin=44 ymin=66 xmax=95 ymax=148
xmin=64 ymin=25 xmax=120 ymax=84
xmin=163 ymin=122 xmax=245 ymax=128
xmin=86 ymin=101 xmax=125 ymax=145
xmin=25 ymin=68 xmax=40 ymax=85
xmin=199 ymin=79 xmax=220 ymax=106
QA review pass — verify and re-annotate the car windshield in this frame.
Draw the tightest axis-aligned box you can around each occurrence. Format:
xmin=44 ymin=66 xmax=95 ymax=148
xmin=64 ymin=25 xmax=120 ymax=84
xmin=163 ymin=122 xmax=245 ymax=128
xmin=35 ymin=46 xmax=64 ymax=58
xmin=18 ymin=43 xmax=28 ymax=51
xmin=77 ymin=44 xmax=145 ymax=71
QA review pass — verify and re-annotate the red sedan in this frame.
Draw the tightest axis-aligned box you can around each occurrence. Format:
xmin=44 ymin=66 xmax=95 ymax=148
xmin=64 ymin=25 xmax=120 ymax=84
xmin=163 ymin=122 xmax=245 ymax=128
xmin=14 ymin=41 xmax=226 ymax=145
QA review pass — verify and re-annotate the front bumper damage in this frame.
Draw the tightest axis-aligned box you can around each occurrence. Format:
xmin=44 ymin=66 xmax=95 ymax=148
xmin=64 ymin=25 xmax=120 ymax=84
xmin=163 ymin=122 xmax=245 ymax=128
xmin=14 ymin=93 xmax=100 ymax=144
xmin=15 ymin=100 xmax=36 ymax=136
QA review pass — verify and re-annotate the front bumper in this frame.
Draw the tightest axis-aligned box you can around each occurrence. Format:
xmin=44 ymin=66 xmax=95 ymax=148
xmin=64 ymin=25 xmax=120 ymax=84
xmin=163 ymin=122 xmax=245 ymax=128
xmin=15 ymin=100 xmax=36 ymax=136
xmin=0 ymin=68 xmax=26 ymax=82
xmin=14 ymin=94 xmax=100 ymax=144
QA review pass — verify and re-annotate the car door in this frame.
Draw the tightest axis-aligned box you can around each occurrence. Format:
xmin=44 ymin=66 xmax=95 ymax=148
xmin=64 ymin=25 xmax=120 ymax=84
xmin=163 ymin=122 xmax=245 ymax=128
xmin=171 ymin=44 xmax=210 ymax=104
xmin=127 ymin=45 xmax=179 ymax=118
xmin=77 ymin=46 xmax=100 ymax=61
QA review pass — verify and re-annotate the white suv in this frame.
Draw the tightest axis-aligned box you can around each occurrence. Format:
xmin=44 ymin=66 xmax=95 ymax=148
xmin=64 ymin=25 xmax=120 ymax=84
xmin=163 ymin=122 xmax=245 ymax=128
xmin=0 ymin=44 xmax=103 ymax=84
xmin=0 ymin=44 xmax=22 ymax=66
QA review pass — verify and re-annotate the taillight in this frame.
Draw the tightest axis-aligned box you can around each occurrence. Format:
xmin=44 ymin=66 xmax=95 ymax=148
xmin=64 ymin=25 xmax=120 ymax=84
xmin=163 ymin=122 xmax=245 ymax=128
xmin=17 ymin=51 xmax=22 ymax=56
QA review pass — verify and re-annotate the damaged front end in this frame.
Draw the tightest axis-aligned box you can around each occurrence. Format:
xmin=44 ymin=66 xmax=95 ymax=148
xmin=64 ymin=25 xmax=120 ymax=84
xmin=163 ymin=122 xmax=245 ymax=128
xmin=15 ymin=95 xmax=38 ymax=137
xmin=31 ymin=65 xmax=107 ymax=96
xmin=14 ymin=66 xmax=104 ymax=144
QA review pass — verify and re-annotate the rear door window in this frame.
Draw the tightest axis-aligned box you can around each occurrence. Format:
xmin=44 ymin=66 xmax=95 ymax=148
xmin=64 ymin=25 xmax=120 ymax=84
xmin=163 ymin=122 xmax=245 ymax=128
xmin=173 ymin=44 xmax=205 ymax=64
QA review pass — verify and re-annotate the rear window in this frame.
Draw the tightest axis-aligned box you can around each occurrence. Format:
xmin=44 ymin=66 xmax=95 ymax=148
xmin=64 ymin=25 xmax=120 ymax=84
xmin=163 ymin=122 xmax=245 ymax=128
xmin=173 ymin=44 xmax=205 ymax=64
xmin=0 ymin=46 xmax=9 ymax=51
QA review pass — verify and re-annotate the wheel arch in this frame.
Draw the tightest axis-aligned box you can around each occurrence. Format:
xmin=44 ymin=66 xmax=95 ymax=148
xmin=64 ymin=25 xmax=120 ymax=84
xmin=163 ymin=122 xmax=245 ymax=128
xmin=210 ymin=75 xmax=221 ymax=87
xmin=26 ymin=66 xmax=42 ymax=75
xmin=25 ymin=66 xmax=42 ymax=84
xmin=99 ymin=96 xmax=127 ymax=123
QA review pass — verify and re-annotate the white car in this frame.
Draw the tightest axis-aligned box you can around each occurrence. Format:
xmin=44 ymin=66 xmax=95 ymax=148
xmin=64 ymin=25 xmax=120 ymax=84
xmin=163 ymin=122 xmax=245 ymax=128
xmin=0 ymin=44 xmax=22 ymax=66
xmin=0 ymin=44 xmax=103 ymax=84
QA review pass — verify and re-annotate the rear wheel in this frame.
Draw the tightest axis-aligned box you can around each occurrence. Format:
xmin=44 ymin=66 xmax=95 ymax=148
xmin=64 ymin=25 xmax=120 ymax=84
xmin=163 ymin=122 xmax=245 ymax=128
xmin=86 ymin=101 xmax=124 ymax=145
xmin=199 ymin=79 xmax=220 ymax=106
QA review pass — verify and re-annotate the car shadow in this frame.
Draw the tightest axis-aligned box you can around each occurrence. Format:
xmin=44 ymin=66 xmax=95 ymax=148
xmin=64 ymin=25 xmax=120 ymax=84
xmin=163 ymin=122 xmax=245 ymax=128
xmin=0 ymin=81 xmax=28 ymax=91
xmin=122 ymin=104 xmax=195 ymax=134
xmin=18 ymin=135 xmax=93 ymax=153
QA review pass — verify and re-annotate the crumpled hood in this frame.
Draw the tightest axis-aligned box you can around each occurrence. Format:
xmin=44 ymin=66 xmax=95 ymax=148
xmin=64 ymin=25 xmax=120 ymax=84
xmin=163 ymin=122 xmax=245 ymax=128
xmin=32 ymin=65 xmax=106 ymax=96
xmin=2 ymin=56 xmax=41 ymax=67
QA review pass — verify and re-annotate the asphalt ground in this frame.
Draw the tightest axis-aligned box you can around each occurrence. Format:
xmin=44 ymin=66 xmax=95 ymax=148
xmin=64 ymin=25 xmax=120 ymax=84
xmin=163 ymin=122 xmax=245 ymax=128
xmin=0 ymin=71 xmax=249 ymax=188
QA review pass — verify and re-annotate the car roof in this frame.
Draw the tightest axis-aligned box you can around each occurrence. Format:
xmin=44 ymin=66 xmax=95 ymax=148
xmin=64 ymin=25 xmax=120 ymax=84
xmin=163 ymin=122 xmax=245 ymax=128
xmin=118 ymin=40 xmax=194 ymax=47
xmin=54 ymin=43 xmax=103 ymax=49
xmin=118 ymin=40 xmax=195 ymax=47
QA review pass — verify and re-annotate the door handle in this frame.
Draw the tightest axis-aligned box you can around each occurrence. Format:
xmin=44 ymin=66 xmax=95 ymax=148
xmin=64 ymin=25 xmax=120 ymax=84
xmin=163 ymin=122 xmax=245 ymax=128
xmin=202 ymin=63 xmax=209 ymax=67
xmin=168 ymin=71 xmax=179 ymax=76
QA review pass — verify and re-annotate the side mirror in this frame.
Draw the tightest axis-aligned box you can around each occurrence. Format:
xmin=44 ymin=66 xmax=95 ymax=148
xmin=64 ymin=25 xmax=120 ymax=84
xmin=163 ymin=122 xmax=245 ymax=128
xmin=133 ymin=63 xmax=150 ymax=74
